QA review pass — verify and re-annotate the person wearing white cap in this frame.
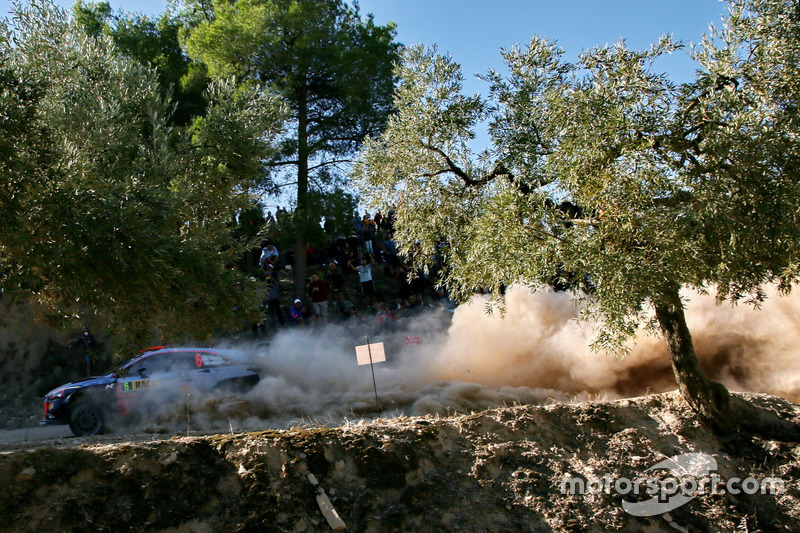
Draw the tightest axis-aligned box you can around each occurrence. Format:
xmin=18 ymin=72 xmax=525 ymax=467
xmin=289 ymin=298 xmax=308 ymax=326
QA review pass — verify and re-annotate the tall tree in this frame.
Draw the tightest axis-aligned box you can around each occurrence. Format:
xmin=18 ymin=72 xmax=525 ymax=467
xmin=184 ymin=0 xmax=398 ymax=297
xmin=0 ymin=0 xmax=286 ymax=349
xmin=353 ymin=0 xmax=800 ymax=437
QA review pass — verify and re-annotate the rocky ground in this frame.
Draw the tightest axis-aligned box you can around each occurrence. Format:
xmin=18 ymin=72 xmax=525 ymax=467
xmin=2 ymin=391 xmax=799 ymax=532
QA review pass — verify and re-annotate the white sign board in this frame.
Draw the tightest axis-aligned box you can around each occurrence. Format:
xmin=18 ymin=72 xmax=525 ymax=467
xmin=355 ymin=342 xmax=386 ymax=366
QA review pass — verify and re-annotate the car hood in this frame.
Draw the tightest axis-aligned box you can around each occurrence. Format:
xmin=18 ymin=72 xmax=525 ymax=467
xmin=45 ymin=374 xmax=116 ymax=398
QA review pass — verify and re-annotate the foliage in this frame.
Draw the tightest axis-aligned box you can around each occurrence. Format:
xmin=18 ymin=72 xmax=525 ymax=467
xmin=269 ymin=184 xmax=358 ymax=252
xmin=0 ymin=0 xmax=286 ymax=351
xmin=72 ymin=0 xmax=209 ymax=125
xmin=353 ymin=0 xmax=800 ymax=354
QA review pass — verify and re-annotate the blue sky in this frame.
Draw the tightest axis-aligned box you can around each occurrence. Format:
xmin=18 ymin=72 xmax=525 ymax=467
xmin=358 ymin=0 xmax=728 ymax=85
xmin=4 ymin=0 xmax=729 ymax=90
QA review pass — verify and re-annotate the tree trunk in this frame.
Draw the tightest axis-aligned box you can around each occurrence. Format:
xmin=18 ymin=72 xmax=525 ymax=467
xmin=293 ymin=81 xmax=309 ymax=300
xmin=655 ymin=286 xmax=800 ymax=440
xmin=653 ymin=289 xmax=733 ymax=431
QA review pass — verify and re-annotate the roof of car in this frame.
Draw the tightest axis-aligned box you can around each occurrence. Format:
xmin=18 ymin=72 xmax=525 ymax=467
xmin=144 ymin=347 xmax=247 ymax=355
xmin=121 ymin=347 xmax=250 ymax=367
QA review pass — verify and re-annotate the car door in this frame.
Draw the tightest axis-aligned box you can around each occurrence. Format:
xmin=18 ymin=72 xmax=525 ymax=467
xmin=115 ymin=352 xmax=188 ymax=412
xmin=115 ymin=354 xmax=162 ymax=414
xmin=183 ymin=350 xmax=228 ymax=392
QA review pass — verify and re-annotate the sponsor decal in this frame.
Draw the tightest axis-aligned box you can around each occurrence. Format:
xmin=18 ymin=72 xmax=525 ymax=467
xmin=196 ymin=353 xmax=226 ymax=367
xmin=122 ymin=379 xmax=159 ymax=391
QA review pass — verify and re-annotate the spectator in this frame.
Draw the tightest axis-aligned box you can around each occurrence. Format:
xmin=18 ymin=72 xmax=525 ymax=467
xmin=265 ymin=268 xmax=284 ymax=329
xmin=342 ymin=240 xmax=360 ymax=274
xmin=69 ymin=326 xmax=98 ymax=377
xmin=383 ymin=233 xmax=398 ymax=276
xmin=375 ymin=301 xmax=396 ymax=331
xmin=336 ymin=292 xmax=357 ymax=321
xmin=433 ymin=287 xmax=457 ymax=312
xmin=352 ymin=212 xmax=363 ymax=244
xmin=289 ymin=299 xmax=310 ymax=327
xmin=276 ymin=206 xmax=288 ymax=227
xmin=374 ymin=209 xmax=383 ymax=230
xmin=385 ymin=208 xmax=396 ymax=233
xmin=349 ymin=254 xmax=377 ymax=307
xmin=362 ymin=214 xmax=377 ymax=254
xmin=406 ymin=294 xmax=423 ymax=313
xmin=325 ymin=261 xmax=346 ymax=296
xmin=399 ymin=262 xmax=426 ymax=301
xmin=361 ymin=214 xmax=370 ymax=253
xmin=251 ymin=275 xmax=270 ymax=338
xmin=307 ymin=273 xmax=330 ymax=323
xmin=259 ymin=242 xmax=279 ymax=269
xmin=283 ymin=247 xmax=296 ymax=268
xmin=306 ymin=244 xmax=318 ymax=265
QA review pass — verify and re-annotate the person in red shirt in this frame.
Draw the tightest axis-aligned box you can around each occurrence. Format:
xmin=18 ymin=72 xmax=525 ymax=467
xmin=307 ymin=273 xmax=329 ymax=323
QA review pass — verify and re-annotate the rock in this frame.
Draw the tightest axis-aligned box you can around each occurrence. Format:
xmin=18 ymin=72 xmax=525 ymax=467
xmin=159 ymin=452 xmax=178 ymax=465
xmin=15 ymin=467 xmax=35 ymax=482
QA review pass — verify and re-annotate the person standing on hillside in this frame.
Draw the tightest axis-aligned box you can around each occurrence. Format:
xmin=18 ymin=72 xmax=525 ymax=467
xmin=307 ymin=272 xmax=330 ymax=323
xmin=259 ymin=242 xmax=279 ymax=269
xmin=265 ymin=267 xmax=284 ymax=329
xmin=349 ymin=254 xmax=376 ymax=307
xmin=362 ymin=214 xmax=377 ymax=254
xmin=325 ymin=261 xmax=346 ymax=296
xmin=69 ymin=326 xmax=98 ymax=377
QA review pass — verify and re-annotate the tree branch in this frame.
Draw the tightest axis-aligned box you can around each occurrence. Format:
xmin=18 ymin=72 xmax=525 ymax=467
xmin=420 ymin=142 xmax=511 ymax=187
xmin=265 ymin=159 xmax=300 ymax=168
xmin=308 ymin=159 xmax=352 ymax=172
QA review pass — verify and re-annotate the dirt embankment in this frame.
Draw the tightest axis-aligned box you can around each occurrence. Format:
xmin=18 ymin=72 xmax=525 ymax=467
xmin=2 ymin=391 xmax=799 ymax=533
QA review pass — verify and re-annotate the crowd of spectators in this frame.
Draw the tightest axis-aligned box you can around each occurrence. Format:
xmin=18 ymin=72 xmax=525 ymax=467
xmin=246 ymin=207 xmax=457 ymax=338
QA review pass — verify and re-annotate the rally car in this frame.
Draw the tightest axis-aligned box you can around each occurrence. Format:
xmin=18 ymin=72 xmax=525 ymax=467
xmin=41 ymin=346 xmax=261 ymax=436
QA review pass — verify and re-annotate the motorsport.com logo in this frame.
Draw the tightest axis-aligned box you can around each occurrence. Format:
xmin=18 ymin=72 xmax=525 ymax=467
xmin=560 ymin=452 xmax=785 ymax=517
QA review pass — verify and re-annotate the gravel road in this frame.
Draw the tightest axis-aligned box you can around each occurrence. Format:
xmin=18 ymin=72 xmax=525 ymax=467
xmin=0 ymin=424 xmax=196 ymax=452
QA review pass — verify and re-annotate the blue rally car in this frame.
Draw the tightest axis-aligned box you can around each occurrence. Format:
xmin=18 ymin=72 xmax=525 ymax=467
xmin=41 ymin=347 xmax=261 ymax=436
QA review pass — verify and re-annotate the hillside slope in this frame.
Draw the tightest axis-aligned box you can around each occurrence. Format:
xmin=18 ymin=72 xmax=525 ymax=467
xmin=2 ymin=392 xmax=798 ymax=532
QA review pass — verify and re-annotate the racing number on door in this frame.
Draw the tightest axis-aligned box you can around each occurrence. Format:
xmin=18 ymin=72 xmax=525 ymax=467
xmin=122 ymin=380 xmax=157 ymax=391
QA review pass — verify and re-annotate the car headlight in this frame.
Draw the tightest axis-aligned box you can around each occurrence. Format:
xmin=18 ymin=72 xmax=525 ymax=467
xmin=48 ymin=388 xmax=73 ymax=399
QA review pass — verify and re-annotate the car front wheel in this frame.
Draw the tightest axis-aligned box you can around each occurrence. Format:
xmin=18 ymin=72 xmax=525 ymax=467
xmin=68 ymin=400 xmax=105 ymax=436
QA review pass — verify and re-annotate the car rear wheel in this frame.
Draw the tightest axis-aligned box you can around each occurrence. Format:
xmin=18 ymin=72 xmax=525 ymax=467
xmin=68 ymin=400 xmax=105 ymax=436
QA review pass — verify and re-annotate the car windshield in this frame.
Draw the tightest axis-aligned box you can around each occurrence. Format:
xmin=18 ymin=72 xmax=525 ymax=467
xmin=111 ymin=363 xmax=134 ymax=378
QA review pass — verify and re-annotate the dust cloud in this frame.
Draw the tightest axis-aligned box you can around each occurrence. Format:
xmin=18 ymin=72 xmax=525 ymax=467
xmin=217 ymin=285 xmax=800 ymax=429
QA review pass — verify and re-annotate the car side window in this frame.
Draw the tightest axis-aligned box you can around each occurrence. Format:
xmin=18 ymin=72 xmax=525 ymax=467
xmin=123 ymin=359 xmax=148 ymax=377
xmin=144 ymin=354 xmax=173 ymax=373
xmin=172 ymin=352 xmax=201 ymax=372
xmin=193 ymin=351 xmax=229 ymax=369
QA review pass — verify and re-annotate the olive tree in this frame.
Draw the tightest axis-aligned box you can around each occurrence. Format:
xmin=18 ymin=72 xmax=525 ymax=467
xmin=353 ymin=0 xmax=800 ymax=437
xmin=0 ymin=0 xmax=286 ymax=348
